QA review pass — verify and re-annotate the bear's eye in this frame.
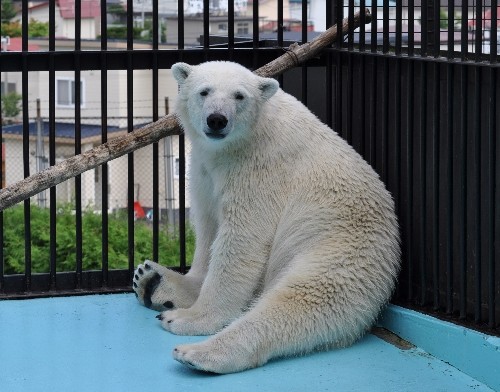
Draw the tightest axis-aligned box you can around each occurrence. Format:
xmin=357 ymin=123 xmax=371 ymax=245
xmin=200 ymin=89 xmax=209 ymax=97
xmin=235 ymin=92 xmax=245 ymax=101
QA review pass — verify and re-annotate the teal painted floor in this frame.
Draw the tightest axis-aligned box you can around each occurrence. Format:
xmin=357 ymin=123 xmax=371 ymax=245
xmin=0 ymin=293 xmax=494 ymax=392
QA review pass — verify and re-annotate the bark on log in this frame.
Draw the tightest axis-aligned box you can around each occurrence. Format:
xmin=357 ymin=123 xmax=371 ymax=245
xmin=0 ymin=9 xmax=371 ymax=211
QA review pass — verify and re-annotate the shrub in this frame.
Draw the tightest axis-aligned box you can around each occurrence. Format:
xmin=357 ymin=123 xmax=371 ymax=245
xmin=2 ymin=204 xmax=194 ymax=274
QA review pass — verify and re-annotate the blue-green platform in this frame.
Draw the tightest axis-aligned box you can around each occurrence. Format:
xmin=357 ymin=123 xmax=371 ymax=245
xmin=0 ymin=293 xmax=498 ymax=392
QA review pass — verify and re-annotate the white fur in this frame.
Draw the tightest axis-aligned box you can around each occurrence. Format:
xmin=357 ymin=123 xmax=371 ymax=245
xmin=134 ymin=61 xmax=400 ymax=374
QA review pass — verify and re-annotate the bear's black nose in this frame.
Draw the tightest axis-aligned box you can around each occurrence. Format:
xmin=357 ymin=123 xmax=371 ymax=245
xmin=207 ymin=113 xmax=228 ymax=132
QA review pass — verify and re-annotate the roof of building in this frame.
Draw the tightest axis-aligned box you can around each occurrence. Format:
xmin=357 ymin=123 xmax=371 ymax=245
xmin=57 ymin=0 xmax=101 ymax=19
xmin=1 ymin=121 xmax=120 ymax=140
xmin=2 ymin=37 xmax=40 ymax=52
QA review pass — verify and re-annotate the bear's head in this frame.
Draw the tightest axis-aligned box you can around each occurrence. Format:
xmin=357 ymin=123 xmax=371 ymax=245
xmin=172 ymin=61 xmax=279 ymax=144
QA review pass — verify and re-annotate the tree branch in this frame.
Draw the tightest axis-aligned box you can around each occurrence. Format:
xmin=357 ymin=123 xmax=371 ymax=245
xmin=0 ymin=9 xmax=371 ymax=211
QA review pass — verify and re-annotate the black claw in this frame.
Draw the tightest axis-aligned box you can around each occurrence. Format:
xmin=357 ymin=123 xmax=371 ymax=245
xmin=167 ymin=320 xmax=173 ymax=324
xmin=133 ymin=282 xmax=138 ymax=288
xmin=138 ymin=267 xmax=144 ymax=275
xmin=135 ymin=292 xmax=138 ymax=298
xmin=143 ymin=272 xmax=162 ymax=309
xmin=156 ymin=314 xmax=164 ymax=320
xmin=145 ymin=263 xmax=151 ymax=270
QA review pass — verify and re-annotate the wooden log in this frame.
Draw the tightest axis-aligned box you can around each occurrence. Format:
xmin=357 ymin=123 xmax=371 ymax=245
xmin=0 ymin=9 xmax=371 ymax=211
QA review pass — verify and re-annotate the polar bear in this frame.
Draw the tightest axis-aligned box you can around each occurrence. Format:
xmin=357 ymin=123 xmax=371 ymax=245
xmin=133 ymin=61 xmax=400 ymax=374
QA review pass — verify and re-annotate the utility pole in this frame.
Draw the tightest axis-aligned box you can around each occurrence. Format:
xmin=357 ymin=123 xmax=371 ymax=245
xmin=163 ymin=97 xmax=176 ymax=229
xmin=35 ymin=99 xmax=47 ymax=207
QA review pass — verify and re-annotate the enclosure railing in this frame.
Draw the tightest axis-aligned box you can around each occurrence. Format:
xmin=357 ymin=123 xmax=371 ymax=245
xmin=0 ymin=1 xmax=498 ymax=336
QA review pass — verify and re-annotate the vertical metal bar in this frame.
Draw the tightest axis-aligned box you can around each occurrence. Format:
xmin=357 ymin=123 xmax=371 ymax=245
xmin=395 ymin=0 xmax=402 ymax=55
xmin=488 ymin=66 xmax=497 ymax=329
xmin=22 ymin=0 xmax=31 ymax=292
xmin=457 ymin=64 xmax=467 ymax=320
xmin=335 ymin=1 xmax=343 ymax=139
xmin=371 ymin=0 xmax=377 ymax=53
xmin=325 ymin=1 xmax=333 ymax=129
xmin=253 ymin=0 xmax=259 ymax=68
xmin=0 ymin=20 xmax=3 ymax=292
xmin=277 ymin=0 xmax=284 ymax=87
xmin=301 ymin=0 xmax=308 ymax=106
xmin=178 ymin=135 xmax=186 ymax=273
xmin=383 ymin=0 xmax=389 ymax=53
xmin=445 ymin=64 xmax=454 ymax=314
xmin=408 ymin=0 xmax=415 ymax=56
xmin=127 ymin=0 xmax=135 ymax=279
xmin=418 ymin=61 xmax=427 ymax=306
xmin=101 ymin=0 xmax=109 ymax=286
xmin=461 ymin=0 xmax=469 ymax=56
xmin=228 ymin=0 xmax=235 ymax=60
xmin=348 ymin=0 xmax=354 ymax=51
xmin=421 ymin=0 xmax=428 ymax=56
xmin=430 ymin=62 xmax=440 ymax=310
xmin=475 ymin=0 xmax=483 ymax=59
xmin=368 ymin=57 xmax=377 ymax=167
xmin=405 ymin=59 xmax=415 ymax=302
xmin=471 ymin=66 xmax=482 ymax=323
xmin=74 ymin=0 xmax=83 ymax=288
xmin=359 ymin=0 xmax=366 ymax=52
xmin=178 ymin=0 xmax=186 ymax=273
xmin=491 ymin=0 xmax=498 ymax=60
xmin=178 ymin=0 xmax=185 ymax=50
xmin=152 ymin=0 xmax=159 ymax=262
xmin=203 ymin=0 xmax=210 ymax=50
xmin=448 ymin=0 xmax=455 ymax=58
xmin=48 ymin=0 xmax=57 ymax=290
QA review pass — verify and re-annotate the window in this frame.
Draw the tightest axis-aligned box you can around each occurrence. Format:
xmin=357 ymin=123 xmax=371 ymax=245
xmin=0 ymin=82 xmax=16 ymax=94
xmin=236 ymin=23 xmax=249 ymax=35
xmin=56 ymin=78 xmax=84 ymax=107
xmin=218 ymin=23 xmax=227 ymax=32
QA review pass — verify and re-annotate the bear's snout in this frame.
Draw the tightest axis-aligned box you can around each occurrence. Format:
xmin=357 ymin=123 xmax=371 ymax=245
xmin=206 ymin=113 xmax=228 ymax=139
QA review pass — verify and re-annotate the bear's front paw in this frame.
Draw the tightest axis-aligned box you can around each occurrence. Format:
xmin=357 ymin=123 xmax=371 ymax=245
xmin=172 ymin=339 xmax=259 ymax=374
xmin=157 ymin=308 xmax=226 ymax=336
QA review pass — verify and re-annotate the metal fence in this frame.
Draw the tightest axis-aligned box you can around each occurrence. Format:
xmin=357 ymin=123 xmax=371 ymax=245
xmin=0 ymin=1 xmax=498 ymax=336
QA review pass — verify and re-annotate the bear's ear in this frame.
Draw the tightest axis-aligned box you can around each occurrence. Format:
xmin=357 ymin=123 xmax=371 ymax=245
xmin=172 ymin=63 xmax=193 ymax=84
xmin=258 ymin=77 xmax=279 ymax=101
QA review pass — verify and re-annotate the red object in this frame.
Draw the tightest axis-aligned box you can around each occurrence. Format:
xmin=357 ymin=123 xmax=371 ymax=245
xmin=134 ymin=201 xmax=145 ymax=219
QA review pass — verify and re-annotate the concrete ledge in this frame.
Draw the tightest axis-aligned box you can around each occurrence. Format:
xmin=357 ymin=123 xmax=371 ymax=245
xmin=379 ymin=305 xmax=500 ymax=392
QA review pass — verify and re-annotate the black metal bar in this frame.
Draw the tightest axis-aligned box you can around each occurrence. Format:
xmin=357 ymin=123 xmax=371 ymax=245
xmin=471 ymin=66 xmax=482 ymax=323
xmin=368 ymin=57 xmax=377 ymax=167
xmin=418 ymin=61 xmax=427 ymax=306
xmin=49 ymin=0 xmax=57 ymax=291
xmin=395 ymin=0 xmax=402 ymax=55
xmin=492 ymin=0 xmax=498 ymax=60
xmin=179 ymin=134 xmax=186 ymax=274
xmin=430 ymin=61 xmax=440 ymax=310
xmin=433 ymin=0 xmax=440 ymax=57
xmin=359 ymin=0 xmax=366 ymax=51
xmin=301 ymin=0 xmax=308 ymax=106
xmin=475 ymin=0 xmax=483 ymax=60
xmin=74 ymin=0 xmax=83 ymax=289
xmin=277 ymin=0 xmax=284 ymax=87
xmin=100 ymin=0 xmax=109 ymax=287
xmin=444 ymin=63 xmax=454 ymax=314
xmin=228 ymin=0 xmax=235 ymax=59
xmin=420 ymin=0 xmax=428 ymax=56
xmin=22 ymin=0 xmax=31 ymax=293
xmin=408 ymin=0 xmax=415 ymax=56
xmin=127 ymin=0 xmax=135 ymax=280
xmin=488 ymin=67 xmax=497 ymax=329
xmin=461 ymin=0 xmax=469 ymax=57
xmin=405 ymin=58 xmax=415 ymax=303
xmin=371 ymin=0 xmax=377 ymax=53
xmin=457 ymin=64 xmax=468 ymax=319
xmin=348 ymin=0 xmax=354 ymax=51
xmin=152 ymin=0 xmax=159 ymax=263
xmin=252 ymin=0 xmax=259 ymax=68
xmin=382 ymin=0 xmax=389 ymax=53
xmin=448 ymin=0 xmax=455 ymax=58
xmin=178 ymin=0 xmax=185 ymax=49
xmin=204 ymin=0 xmax=210 ymax=49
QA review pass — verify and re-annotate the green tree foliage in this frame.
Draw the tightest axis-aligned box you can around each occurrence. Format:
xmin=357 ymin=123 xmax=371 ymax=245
xmin=1 ymin=91 xmax=21 ymax=118
xmin=1 ymin=0 xmax=17 ymax=23
xmin=28 ymin=18 xmax=49 ymax=37
xmin=2 ymin=204 xmax=195 ymax=274
xmin=1 ymin=19 xmax=49 ymax=38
